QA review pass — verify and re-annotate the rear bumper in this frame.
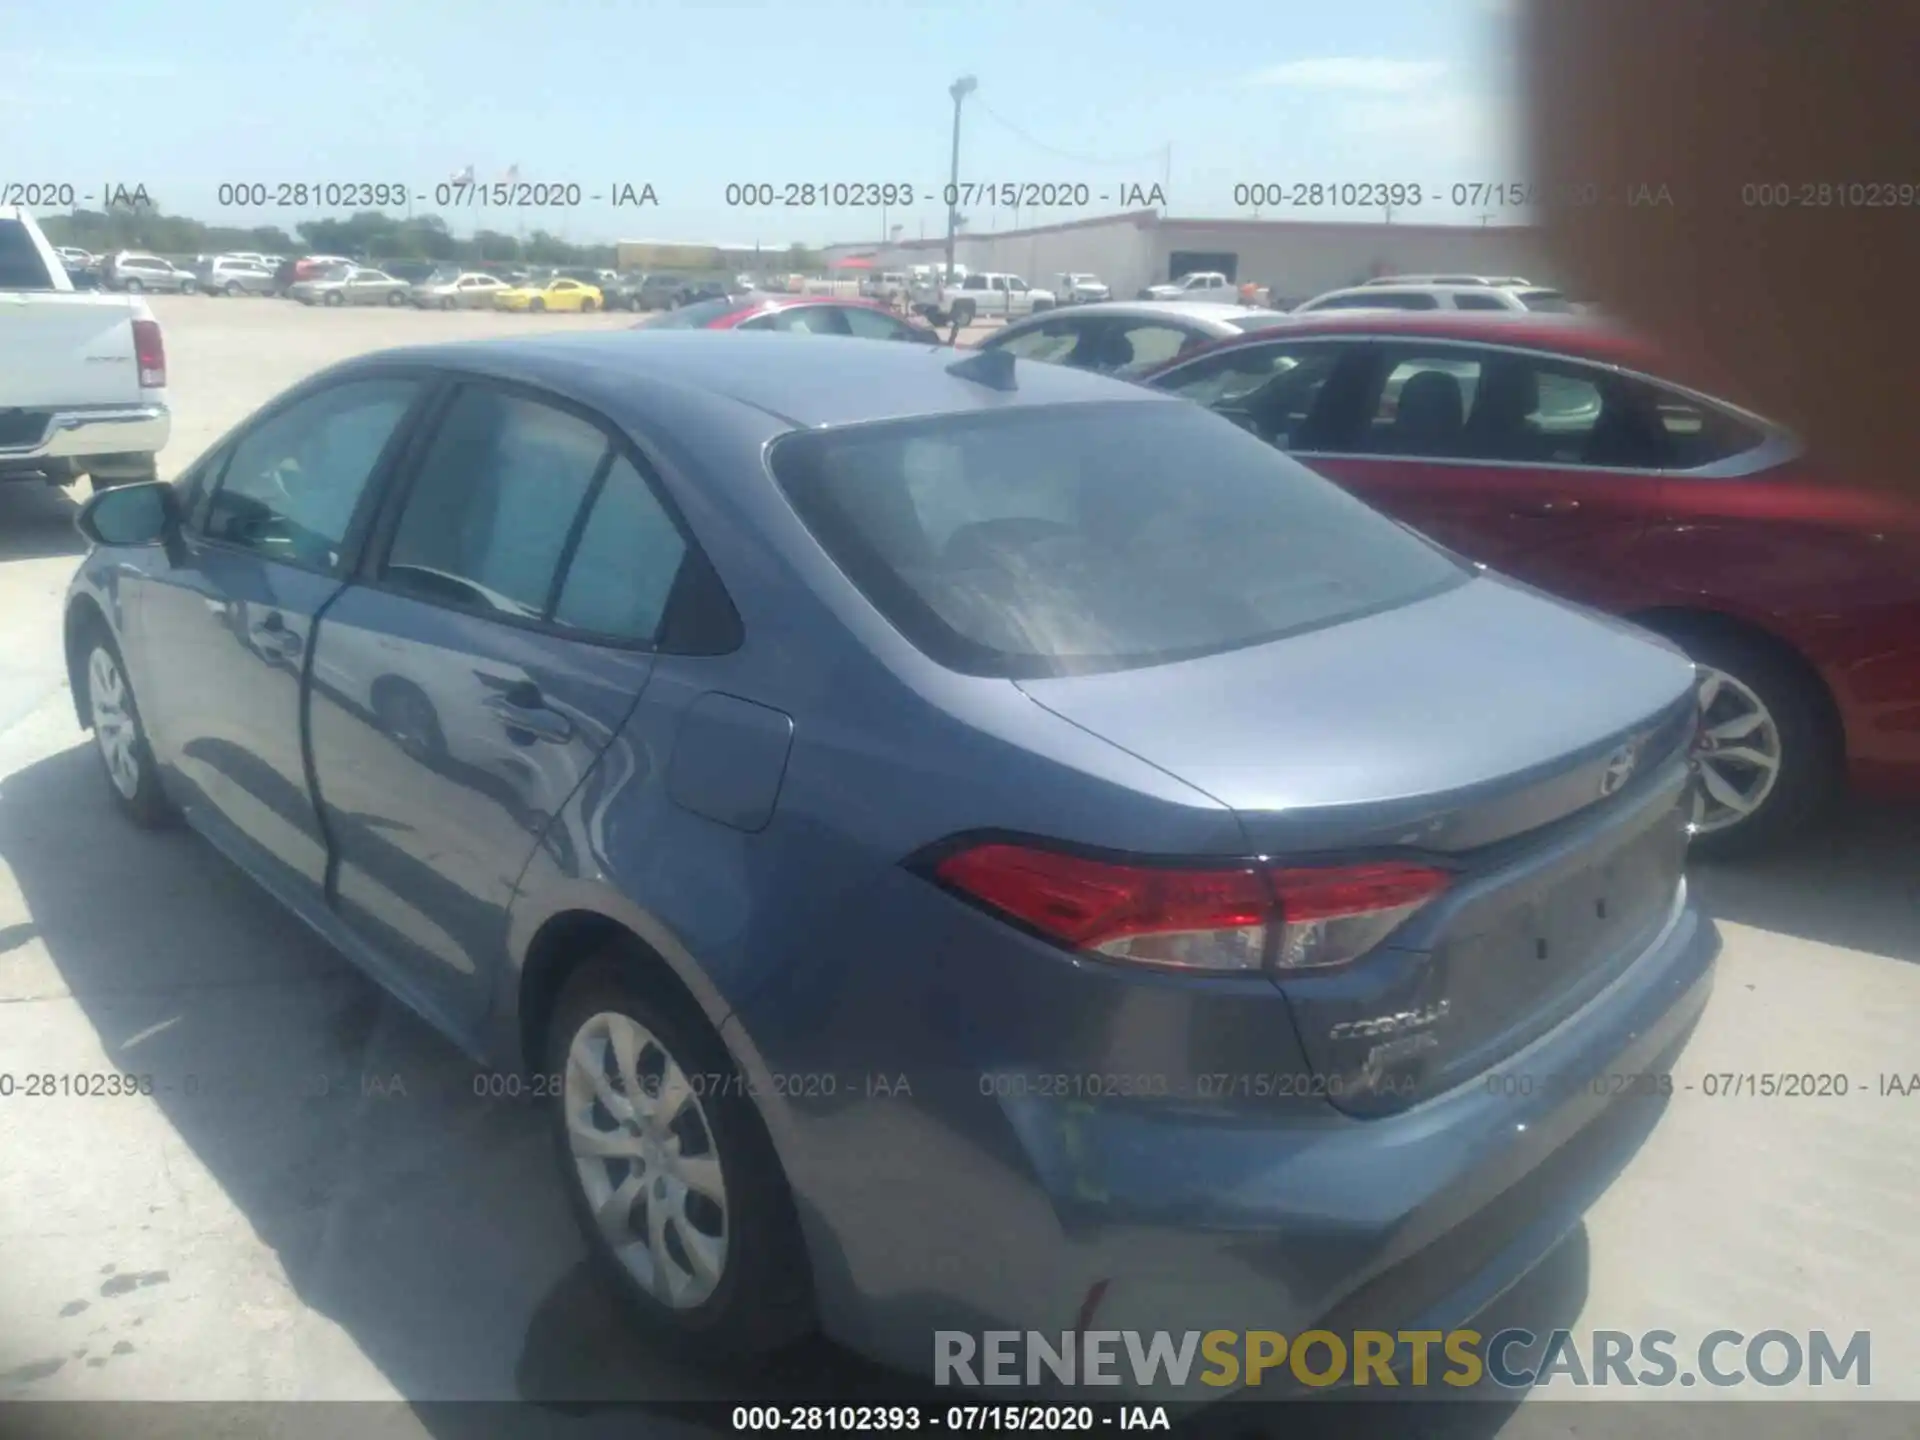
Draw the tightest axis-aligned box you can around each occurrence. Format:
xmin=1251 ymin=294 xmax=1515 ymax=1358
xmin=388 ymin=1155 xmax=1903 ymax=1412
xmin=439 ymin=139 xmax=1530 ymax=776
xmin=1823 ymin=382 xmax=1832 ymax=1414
xmin=735 ymin=866 xmax=1718 ymax=1392
xmin=0 ymin=404 xmax=169 ymax=471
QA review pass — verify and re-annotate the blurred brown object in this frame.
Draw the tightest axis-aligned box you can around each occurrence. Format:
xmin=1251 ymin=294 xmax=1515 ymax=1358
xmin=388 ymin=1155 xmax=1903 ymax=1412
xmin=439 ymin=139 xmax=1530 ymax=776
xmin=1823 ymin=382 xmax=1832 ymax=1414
xmin=1524 ymin=0 xmax=1919 ymax=493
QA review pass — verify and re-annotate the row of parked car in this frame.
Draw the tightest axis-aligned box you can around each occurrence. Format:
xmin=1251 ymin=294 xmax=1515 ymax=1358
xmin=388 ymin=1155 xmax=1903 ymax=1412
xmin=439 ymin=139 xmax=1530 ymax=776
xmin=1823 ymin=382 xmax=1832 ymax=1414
xmin=55 ymin=253 xmax=1915 ymax=1395
xmin=45 ymin=246 xmax=745 ymax=313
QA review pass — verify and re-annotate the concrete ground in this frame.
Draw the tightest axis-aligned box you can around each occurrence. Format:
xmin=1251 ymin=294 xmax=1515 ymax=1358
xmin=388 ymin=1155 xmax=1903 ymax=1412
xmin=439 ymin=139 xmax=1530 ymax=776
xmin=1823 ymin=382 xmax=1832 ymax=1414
xmin=0 ymin=296 xmax=1915 ymax=1434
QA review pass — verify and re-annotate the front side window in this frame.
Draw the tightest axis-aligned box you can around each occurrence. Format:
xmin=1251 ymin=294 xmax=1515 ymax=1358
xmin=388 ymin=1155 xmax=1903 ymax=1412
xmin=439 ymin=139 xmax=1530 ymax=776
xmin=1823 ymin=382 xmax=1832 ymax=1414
xmin=841 ymin=306 xmax=920 ymax=340
xmin=382 ymin=388 xmax=608 ymax=617
xmin=764 ymin=306 xmax=851 ymax=335
xmin=985 ymin=319 xmax=1085 ymax=364
xmin=770 ymin=401 xmax=1463 ymax=678
xmin=1152 ymin=343 xmax=1350 ymax=449
xmin=204 ymin=378 xmax=423 ymax=571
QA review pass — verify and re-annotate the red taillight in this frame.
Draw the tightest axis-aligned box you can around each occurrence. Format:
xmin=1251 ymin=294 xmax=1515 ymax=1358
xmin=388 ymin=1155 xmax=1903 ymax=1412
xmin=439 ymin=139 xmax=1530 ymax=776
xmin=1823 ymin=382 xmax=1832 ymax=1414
xmin=932 ymin=843 xmax=1450 ymax=974
xmin=132 ymin=319 xmax=166 ymax=388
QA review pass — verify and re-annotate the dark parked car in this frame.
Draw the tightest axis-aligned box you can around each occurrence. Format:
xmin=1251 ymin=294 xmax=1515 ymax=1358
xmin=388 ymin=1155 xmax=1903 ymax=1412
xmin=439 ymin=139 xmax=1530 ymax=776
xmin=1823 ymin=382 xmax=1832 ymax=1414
xmin=598 ymin=273 xmax=649 ymax=311
xmin=1140 ymin=310 xmax=1920 ymax=853
xmin=64 ymin=333 xmax=1717 ymax=1387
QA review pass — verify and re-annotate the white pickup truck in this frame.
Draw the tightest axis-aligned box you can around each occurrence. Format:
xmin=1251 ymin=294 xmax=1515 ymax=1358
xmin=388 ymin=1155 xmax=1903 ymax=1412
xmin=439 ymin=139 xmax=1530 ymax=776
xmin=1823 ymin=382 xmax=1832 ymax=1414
xmin=1141 ymin=270 xmax=1236 ymax=301
xmin=915 ymin=270 xmax=1056 ymax=328
xmin=0 ymin=206 xmax=171 ymax=491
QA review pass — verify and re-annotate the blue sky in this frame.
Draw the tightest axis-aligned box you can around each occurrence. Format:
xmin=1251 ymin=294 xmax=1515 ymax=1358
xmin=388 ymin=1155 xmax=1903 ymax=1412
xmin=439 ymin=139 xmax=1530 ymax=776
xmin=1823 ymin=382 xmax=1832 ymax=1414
xmin=4 ymin=0 xmax=1520 ymax=245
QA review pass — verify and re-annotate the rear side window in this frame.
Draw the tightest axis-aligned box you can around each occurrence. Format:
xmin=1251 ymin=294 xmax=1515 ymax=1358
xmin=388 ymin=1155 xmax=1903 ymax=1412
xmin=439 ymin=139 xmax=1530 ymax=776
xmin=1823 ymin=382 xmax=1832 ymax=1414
xmin=770 ymin=401 xmax=1463 ymax=678
xmin=383 ymin=388 xmax=609 ymax=617
xmin=552 ymin=455 xmax=689 ymax=641
xmin=1451 ymin=292 xmax=1510 ymax=311
xmin=1516 ymin=290 xmax=1574 ymax=313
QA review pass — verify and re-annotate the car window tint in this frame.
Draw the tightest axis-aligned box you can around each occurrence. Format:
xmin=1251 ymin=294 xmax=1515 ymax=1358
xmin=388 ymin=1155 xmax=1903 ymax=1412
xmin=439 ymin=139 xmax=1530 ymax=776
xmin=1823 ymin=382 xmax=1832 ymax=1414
xmin=1349 ymin=348 xmax=1698 ymax=469
xmin=766 ymin=307 xmax=851 ymax=335
xmin=841 ymin=306 xmax=914 ymax=340
xmin=987 ymin=320 xmax=1084 ymax=363
xmin=205 ymin=378 xmax=422 ymax=571
xmin=1111 ymin=323 xmax=1203 ymax=375
xmin=1643 ymin=385 xmax=1767 ymax=468
xmin=553 ymin=455 xmax=689 ymax=641
xmin=771 ymin=402 xmax=1463 ymax=679
xmin=1452 ymin=291 xmax=1509 ymax=311
xmin=1152 ymin=344 xmax=1348 ymax=450
xmin=383 ymin=387 xmax=608 ymax=618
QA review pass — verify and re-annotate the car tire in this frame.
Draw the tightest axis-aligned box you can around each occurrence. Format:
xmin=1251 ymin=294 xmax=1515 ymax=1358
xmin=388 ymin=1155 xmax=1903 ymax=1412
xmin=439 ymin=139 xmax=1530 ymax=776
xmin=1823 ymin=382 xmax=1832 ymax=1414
xmin=444 ymin=297 xmax=457 ymax=310
xmin=951 ymin=300 xmax=976 ymax=326
xmin=530 ymin=298 xmax=545 ymax=313
xmin=223 ymin=281 xmax=241 ymax=296
xmin=324 ymin=291 xmax=344 ymax=307
xmin=581 ymin=297 xmax=598 ymax=313
xmin=546 ymin=953 xmax=815 ymax=1357
xmin=1648 ymin=618 xmax=1842 ymax=858
xmin=78 ymin=624 xmax=175 ymax=828
xmin=122 ymin=278 xmax=144 ymax=293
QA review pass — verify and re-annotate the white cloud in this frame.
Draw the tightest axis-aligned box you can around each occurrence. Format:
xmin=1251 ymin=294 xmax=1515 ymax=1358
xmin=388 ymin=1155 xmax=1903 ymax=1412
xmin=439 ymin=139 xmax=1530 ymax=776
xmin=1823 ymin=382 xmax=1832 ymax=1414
xmin=1242 ymin=58 xmax=1449 ymax=93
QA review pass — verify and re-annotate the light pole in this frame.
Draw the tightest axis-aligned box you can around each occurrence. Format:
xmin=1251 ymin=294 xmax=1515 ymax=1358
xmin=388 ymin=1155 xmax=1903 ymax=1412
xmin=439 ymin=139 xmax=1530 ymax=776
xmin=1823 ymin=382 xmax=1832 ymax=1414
xmin=944 ymin=75 xmax=977 ymax=286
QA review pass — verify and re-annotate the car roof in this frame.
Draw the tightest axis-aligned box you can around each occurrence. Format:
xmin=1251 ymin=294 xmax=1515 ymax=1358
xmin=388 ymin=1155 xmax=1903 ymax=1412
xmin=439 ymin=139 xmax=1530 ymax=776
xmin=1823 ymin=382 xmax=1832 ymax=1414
xmin=1146 ymin=310 xmax=1665 ymax=372
xmin=354 ymin=330 xmax=1173 ymax=431
xmin=1001 ymin=300 xmax=1276 ymax=327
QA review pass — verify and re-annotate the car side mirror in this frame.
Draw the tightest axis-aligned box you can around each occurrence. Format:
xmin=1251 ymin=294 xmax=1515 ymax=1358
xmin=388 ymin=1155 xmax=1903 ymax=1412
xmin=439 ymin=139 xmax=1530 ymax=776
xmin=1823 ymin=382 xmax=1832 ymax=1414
xmin=76 ymin=480 xmax=179 ymax=548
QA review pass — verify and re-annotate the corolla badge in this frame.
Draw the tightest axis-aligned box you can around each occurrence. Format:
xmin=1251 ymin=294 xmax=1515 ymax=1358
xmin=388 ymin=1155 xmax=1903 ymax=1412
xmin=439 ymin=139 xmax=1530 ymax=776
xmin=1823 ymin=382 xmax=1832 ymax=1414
xmin=1330 ymin=999 xmax=1450 ymax=1042
xmin=1598 ymin=741 xmax=1640 ymax=797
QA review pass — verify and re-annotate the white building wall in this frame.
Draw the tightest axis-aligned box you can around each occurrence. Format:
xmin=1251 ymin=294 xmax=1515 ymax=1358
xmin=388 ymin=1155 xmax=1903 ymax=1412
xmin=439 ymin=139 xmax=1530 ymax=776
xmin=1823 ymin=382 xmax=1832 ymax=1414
xmin=845 ymin=212 xmax=1559 ymax=305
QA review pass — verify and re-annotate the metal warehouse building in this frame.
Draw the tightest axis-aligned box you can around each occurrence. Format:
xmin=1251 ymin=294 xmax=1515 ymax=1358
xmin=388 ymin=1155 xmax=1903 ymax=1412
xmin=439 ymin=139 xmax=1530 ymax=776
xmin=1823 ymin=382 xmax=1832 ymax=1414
xmin=830 ymin=210 xmax=1558 ymax=307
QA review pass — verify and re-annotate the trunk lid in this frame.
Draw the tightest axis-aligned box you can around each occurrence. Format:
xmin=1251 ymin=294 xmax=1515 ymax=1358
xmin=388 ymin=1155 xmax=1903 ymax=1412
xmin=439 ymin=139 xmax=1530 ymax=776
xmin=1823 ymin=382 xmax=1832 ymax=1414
xmin=0 ymin=291 xmax=145 ymax=410
xmin=1017 ymin=575 xmax=1699 ymax=1113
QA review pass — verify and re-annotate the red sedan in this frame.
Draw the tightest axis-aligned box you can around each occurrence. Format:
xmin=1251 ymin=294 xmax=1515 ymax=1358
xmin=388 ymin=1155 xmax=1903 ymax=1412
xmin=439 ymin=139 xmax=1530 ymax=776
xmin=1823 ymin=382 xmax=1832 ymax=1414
xmin=1142 ymin=311 xmax=1920 ymax=854
xmin=635 ymin=293 xmax=942 ymax=343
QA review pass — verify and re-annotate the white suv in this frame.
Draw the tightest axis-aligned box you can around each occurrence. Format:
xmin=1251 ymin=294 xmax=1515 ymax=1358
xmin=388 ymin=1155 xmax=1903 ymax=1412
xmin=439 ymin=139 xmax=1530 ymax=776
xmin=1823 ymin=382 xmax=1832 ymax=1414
xmin=1294 ymin=280 xmax=1573 ymax=314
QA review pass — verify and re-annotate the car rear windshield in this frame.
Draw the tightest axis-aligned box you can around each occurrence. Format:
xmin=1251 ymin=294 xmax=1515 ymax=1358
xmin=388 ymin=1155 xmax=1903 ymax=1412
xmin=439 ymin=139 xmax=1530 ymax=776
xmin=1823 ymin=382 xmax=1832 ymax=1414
xmin=1515 ymin=289 xmax=1573 ymax=313
xmin=770 ymin=401 xmax=1465 ymax=678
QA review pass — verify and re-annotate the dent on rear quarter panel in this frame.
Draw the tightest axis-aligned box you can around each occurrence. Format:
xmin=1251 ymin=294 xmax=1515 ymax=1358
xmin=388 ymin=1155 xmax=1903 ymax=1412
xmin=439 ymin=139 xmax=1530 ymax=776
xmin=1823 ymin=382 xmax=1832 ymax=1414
xmin=667 ymin=692 xmax=796 ymax=832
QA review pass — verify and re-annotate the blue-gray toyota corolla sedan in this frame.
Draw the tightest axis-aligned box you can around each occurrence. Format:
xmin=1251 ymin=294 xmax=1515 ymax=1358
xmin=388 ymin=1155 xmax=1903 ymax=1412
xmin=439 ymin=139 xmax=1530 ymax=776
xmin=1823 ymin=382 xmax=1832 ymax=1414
xmin=63 ymin=331 xmax=1718 ymax=1386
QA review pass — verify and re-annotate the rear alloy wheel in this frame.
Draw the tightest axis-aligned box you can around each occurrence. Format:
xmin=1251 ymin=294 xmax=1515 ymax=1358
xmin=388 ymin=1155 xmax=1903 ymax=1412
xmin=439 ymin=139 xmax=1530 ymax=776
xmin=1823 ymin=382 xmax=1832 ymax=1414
xmin=548 ymin=958 xmax=813 ymax=1355
xmin=1670 ymin=626 xmax=1839 ymax=857
xmin=84 ymin=637 xmax=173 ymax=826
xmin=325 ymin=290 xmax=345 ymax=307
xmin=123 ymin=279 xmax=144 ymax=293
xmin=224 ymin=281 xmax=242 ymax=296
xmin=530 ymin=298 xmax=546 ymax=313
xmin=387 ymin=291 xmax=405 ymax=306
xmin=581 ymin=297 xmax=597 ymax=313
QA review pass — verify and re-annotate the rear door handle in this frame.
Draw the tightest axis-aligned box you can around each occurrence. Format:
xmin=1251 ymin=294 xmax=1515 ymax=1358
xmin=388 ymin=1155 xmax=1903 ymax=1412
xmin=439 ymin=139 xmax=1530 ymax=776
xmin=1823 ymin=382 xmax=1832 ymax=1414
xmin=484 ymin=690 xmax=573 ymax=744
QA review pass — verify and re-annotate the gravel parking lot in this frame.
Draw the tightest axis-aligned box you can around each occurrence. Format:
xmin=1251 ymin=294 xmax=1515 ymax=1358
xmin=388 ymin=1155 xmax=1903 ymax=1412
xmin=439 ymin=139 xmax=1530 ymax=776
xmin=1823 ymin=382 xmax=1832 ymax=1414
xmin=1 ymin=297 xmax=1916 ymax=1432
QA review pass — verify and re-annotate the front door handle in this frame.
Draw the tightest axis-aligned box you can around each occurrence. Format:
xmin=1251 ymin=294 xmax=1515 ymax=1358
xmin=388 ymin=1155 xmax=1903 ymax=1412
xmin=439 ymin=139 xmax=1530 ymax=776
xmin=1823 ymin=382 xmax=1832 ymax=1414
xmin=484 ymin=692 xmax=573 ymax=744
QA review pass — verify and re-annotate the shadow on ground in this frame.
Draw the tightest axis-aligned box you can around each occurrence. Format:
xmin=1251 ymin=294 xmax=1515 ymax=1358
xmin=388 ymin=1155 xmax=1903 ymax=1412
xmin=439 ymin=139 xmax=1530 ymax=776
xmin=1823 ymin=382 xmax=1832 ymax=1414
xmin=19 ymin=744 xmax=1912 ymax=1434
xmin=1690 ymin=800 xmax=1919 ymax=964
xmin=0 ymin=483 xmax=87 ymax=564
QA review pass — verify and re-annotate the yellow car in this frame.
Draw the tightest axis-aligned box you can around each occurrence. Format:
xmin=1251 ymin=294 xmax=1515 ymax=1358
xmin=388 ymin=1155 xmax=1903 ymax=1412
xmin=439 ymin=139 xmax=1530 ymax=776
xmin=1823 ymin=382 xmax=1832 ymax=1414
xmin=493 ymin=277 xmax=604 ymax=313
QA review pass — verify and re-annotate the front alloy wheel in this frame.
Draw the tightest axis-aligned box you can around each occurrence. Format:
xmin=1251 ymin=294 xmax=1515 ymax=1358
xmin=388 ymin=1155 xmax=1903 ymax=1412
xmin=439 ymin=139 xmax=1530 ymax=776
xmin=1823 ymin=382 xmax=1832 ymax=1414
xmin=1688 ymin=666 xmax=1783 ymax=837
xmin=565 ymin=1012 xmax=730 ymax=1309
